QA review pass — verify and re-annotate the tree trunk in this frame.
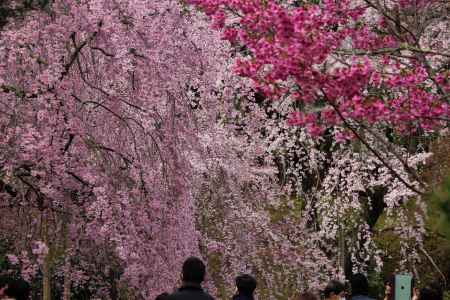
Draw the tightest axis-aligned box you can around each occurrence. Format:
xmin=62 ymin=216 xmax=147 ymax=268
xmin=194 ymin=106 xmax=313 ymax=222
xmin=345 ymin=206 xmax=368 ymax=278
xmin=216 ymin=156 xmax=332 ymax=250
xmin=43 ymin=258 xmax=51 ymax=300
xmin=42 ymin=216 xmax=51 ymax=300
xmin=63 ymin=256 xmax=71 ymax=300
xmin=62 ymin=213 xmax=71 ymax=300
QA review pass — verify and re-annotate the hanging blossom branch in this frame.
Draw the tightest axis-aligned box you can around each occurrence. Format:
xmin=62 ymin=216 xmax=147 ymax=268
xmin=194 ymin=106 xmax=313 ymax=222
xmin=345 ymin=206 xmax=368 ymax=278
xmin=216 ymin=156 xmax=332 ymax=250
xmin=0 ymin=0 xmax=262 ymax=298
xmin=324 ymin=92 xmax=424 ymax=195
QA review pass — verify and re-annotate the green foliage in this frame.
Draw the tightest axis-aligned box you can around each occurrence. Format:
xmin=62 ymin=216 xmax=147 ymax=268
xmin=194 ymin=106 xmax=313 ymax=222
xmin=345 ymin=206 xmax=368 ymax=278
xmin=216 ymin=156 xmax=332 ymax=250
xmin=370 ymin=173 xmax=450 ymax=296
xmin=267 ymin=196 xmax=304 ymax=224
xmin=428 ymin=175 xmax=450 ymax=240
xmin=207 ymin=252 xmax=229 ymax=300
xmin=366 ymin=269 xmax=387 ymax=299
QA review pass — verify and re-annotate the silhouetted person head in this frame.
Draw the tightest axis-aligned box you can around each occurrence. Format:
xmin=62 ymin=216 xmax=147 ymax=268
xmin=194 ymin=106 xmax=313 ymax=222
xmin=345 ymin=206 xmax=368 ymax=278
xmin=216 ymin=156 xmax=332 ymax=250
xmin=235 ymin=274 xmax=257 ymax=297
xmin=295 ymin=291 xmax=319 ymax=300
xmin=3 ymin=278 xmax=30 ymax=300
xmin=323 ymin=280 xmax=346 ymax=300
xmin=182 ymin=256 xmax=206 ymax=284
xmin=155 ymin=292 xmax=170 ymax=300
xmin=350 ymin=273 xmax=369 ymax=296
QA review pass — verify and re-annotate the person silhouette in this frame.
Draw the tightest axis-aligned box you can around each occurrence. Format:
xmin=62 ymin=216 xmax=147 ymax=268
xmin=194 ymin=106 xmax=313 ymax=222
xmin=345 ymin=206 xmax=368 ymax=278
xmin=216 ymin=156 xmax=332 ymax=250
xmin=168 ymin=257 xmax=214 ymax=300
xmin=232 ymin=274 xmax=257 ymax=300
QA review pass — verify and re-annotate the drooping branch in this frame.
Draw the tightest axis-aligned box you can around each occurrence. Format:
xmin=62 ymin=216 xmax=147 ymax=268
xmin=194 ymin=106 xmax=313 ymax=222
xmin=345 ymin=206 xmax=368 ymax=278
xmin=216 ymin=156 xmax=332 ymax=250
xmin=60 ymin=21 xmax=103 ymax=80
xmin=0 ymin=178 xmax=18 ymax=197
xmin=90 ymin=46 xmax=114 ymax=58
xmin=63 ymin=133 xmax=75 ymax=153
xmin=324 ymin=93 xmax=425 ymax=195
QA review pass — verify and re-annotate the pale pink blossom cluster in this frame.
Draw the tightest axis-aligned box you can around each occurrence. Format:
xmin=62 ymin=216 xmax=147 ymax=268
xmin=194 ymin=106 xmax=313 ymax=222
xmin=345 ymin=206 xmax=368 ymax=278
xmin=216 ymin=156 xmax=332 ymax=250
xmin=207 ymin=84 xmax=432 ymax=296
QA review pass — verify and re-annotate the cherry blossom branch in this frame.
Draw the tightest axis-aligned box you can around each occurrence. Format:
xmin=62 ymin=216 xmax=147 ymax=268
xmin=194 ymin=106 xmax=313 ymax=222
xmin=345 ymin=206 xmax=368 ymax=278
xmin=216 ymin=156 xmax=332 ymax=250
xmin=75 ymin=52 xmax=148 ymax=113
xmin=60 ymin=21 xmax=103 ymax=80
xmin=358 ymin=1 xmax=447 ymax=98
xmin=92 ymin=143 xmax=133 ymax=166
xmin=63 ymin=134 xmax=75 ymax=153
xmin=419 ymin=247 xmax=447 ymax=287
xmin=323 ymin=93 xmax=424 ymax=195
xmin=355 ymin=122 xmax=427 ymax=188
xmin=72 ymin=94 xmax=169 ymax=180
xmin=90 ymin=46 xmax=114 ymax=58
xmin=16 ymin=174 xmax=45 ymax=210
xmin=336 ymin=47 xmax=450 ymax=58
xmin=66 ymin=171 xmax=90 ymax=186
xmin=363 ymin=0 xmax=419 ymax=43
